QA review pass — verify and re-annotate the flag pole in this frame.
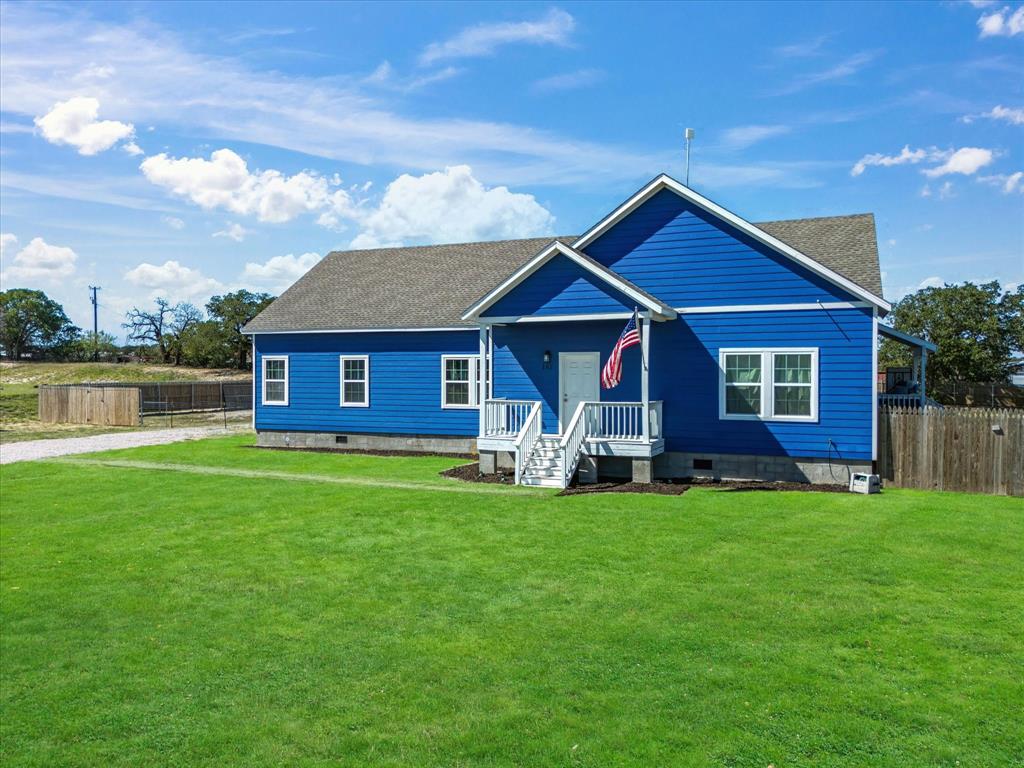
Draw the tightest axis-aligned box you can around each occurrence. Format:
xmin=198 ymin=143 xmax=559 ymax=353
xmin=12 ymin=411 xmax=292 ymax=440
xmin=636 ymin=307 xmax=647 ymax=371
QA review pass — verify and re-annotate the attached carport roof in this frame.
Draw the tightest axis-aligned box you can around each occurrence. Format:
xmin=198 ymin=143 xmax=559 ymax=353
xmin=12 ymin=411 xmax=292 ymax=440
xmin=878 ymin=324 xmax=937 ymax=352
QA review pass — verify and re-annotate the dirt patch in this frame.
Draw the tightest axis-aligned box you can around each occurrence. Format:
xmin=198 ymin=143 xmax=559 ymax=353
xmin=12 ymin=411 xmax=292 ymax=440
xmin=559 ymin=480 xmax=690 ymax=496
xmin=251 ymin=444 xmax=478 ymax=460
xmin=439 ymin=462 xmax=515 ymax=484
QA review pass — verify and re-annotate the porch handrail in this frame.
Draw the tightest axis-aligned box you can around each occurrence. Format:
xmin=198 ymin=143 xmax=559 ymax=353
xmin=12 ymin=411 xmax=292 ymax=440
xmin=513 ymin=401 xmax=543 ymax=484
xmin=483 ymin=398 xmax=535 ymax=437
xmin=648 ymin=400 xmax=663 ymax=440
xmin=558 ymin=400 xmax=589 ymax=487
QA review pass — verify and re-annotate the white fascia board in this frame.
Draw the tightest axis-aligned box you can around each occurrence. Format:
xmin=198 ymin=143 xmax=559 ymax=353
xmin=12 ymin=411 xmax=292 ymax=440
xmin=572 ymin=174 xmax=891 ymax=314
xmin=676 ymin=301 xmax=872 ymax=314
xmin=462 ymin=240 xmax=674 ymax=321
xmin=241 ymin=326 xmax=472 ymax=335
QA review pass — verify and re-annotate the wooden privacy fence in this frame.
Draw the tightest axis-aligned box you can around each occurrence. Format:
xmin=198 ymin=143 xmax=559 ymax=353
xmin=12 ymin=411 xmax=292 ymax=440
xmin=39 ymin=386 xmax=141 ymax=427
xmin=878 ymin=406 xmax=1023 ymax=496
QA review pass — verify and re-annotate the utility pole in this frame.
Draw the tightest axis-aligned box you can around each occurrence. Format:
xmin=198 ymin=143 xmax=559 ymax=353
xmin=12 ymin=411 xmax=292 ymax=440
xmin=685 ymin=128 xmax=695 ymax=187
xmin=89 ymin=286 xmax=100 ymax=361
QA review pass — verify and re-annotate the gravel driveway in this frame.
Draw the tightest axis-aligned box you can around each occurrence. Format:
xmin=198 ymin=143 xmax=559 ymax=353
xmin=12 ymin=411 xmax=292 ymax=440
xmin=0 ymin=426 xmax=246 ymax=465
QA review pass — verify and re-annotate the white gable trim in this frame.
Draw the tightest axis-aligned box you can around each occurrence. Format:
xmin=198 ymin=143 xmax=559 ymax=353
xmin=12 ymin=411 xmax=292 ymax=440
xmin=461 ymin=240 xmax=676 ymax=321
xmin=572 ymin=174 xmax=891 ymax=314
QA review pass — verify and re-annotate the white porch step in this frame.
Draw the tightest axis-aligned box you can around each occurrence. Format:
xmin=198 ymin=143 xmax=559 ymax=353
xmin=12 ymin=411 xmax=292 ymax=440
xmin=520 ymin=474 xmax=563 ymax=487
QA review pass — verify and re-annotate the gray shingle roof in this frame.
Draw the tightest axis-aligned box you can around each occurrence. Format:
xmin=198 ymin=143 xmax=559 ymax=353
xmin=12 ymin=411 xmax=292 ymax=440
xmin=244 ymin=214 xmax=882 ymax=333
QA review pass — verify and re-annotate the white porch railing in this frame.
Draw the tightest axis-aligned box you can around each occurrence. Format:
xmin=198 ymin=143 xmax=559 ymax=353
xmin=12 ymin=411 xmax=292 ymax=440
xmin=879 ymin=393 xmax=942 ymax=409
xmin=483 ymin=399 xmax=535 ymax=437
xmin=513 ymin=402 xmax=543 ymax=484
xmin=559 ymin=401 xmax=588 ymax=487
xmin=585 ymin=401 xmax=663 ymax=441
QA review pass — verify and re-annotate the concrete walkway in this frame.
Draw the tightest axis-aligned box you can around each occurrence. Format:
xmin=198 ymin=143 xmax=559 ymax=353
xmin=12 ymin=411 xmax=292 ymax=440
xmin=0 ymin=426 xmax=244 ymax=465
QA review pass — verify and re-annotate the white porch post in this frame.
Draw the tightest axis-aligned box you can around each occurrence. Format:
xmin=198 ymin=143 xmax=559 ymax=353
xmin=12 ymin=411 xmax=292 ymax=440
xmin=641 ymin=313 xmax=651 ymax=441
xmin=479 ymin=324 xmax=488 ymax=436
xmin=919 ymin=348 xmax=928 ymax=407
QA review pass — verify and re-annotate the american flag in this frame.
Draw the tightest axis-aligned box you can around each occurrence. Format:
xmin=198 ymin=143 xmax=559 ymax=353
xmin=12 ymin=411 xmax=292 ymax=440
xmin=601 ymin=310 xmax=641 ymax=389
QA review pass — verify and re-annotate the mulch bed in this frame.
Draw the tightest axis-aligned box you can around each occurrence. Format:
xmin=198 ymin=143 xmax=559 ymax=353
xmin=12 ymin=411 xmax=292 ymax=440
xmin=250 ymin=445 xmax=478 ymax=460
xmin=439 ymin=462 xmax=515 ymax=484
xmin=560 ymin=477 xmax=849 ymax=496
xmin=440 ymin=464 xmax=849 ymax=494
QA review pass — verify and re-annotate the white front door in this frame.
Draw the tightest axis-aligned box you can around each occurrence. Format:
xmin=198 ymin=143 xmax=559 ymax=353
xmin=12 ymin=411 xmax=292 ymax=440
xmin=559 ymin=352 xmax=600 ymax=433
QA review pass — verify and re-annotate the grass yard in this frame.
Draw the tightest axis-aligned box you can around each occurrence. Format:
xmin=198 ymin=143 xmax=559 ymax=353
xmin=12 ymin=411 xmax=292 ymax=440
xmin=0 ymin=362 xmax=251 ymax=442
xmin=1 ymin=435 xmax=1021 ymax=767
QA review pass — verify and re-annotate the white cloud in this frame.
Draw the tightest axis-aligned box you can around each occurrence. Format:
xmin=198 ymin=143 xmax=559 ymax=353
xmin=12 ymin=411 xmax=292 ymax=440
xmin=33 ymin=96 xmax=134 ymax=155
xmin=961 ymin=104 xmax=1024 ymax=125
xmin=346 ymin=165 xmax=555 ymax=249
xmin=721 ymin=124 xmax=791 ymax=150
xmin=0 ymin=235 xmax=78 ymax=283
xmin=161 ymin=215 xmax=185 ymax=230
xmin=968 ymin=0 xmax=997 ymax=8
xmin=978 ymin=6 xmax=1024 ymax=37
xmin=771 ymin=50 xmax=881 ymax=95
xmin=773 ymin=36 xmax=829 ymax=58
xmin=531 ymin=69 xmax=605 ymax=93
xmin=241 ymin=252 xmax=321 ymax=292
xmin=213 ymin=222 xmax=250 ymax=242
xmin=419 ymin=8 xmax=575 ymax=65
xmin=122 ymin=141 xmax=144 ymax=156
xmin=124 ymin=259 xmax=223 ymax=301
xmin=922 ymin=147 xmax=995 ymax=177
xmin=938 ymin=180 xmax=955 ymax=199
xmin=140 ymin=149 xmax=334 ymax=224
xmin=918 ymin=276 xmax=945 ymax=290
xmin=978 ymin=171 xmax=1024 ymax=193
xmin=851 ymin=145 xmax=937 ymax=176
xmin=363 ymin=60 xmax=462 ymax=92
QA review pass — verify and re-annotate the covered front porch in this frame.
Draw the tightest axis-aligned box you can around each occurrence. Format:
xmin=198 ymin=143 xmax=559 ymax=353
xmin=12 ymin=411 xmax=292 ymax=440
xmin=473 ymin=315 xmax=668 ymax=488
xmin=877 ymin=325 xmax=939 ymax=408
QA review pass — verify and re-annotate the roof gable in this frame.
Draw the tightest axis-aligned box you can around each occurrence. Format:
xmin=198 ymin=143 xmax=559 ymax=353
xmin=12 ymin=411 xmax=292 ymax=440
xmin=576 ymin=174 xmax=889 ymax=312
xmin=465 ymin=241 xmax=675 ymax=321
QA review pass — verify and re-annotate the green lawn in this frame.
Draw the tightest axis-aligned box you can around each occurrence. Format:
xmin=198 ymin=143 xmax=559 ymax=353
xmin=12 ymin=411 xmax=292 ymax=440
xmin=2 ymin=435 xmax=1021 ymax=767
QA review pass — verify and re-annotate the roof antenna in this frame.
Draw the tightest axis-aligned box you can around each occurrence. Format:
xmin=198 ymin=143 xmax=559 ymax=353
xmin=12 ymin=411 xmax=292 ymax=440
xmin=685 ymin=128 xmax=695 ymax=187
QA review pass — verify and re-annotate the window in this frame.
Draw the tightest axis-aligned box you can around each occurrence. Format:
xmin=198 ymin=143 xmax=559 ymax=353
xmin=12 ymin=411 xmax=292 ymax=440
xmin=262 ymin=356 xmax=288 ymax=406
xmin=340 ymin=355 xmax=369 ymax=407
xmin=719 ymin=348 xmax=817 ymax=422
xmin=441 ymin=355 xmax=481 ymax=408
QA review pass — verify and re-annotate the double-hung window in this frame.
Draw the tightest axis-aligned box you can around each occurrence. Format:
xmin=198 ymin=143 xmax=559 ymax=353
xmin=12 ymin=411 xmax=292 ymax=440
xmin=441 ymin=355 xmax=481 ymax=408
xmin=340 ymin=355 xmax=369 ymax=407
xmin=262 ymin=356 xmax=289 ymax=406
xmin=719 ymin=348 xmax=817 ymax=421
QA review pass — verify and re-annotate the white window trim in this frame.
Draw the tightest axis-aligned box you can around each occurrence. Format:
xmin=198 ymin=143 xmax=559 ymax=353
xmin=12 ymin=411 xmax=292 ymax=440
xmin=340 ymin=355 xmax=370 ymax=407
xmin=261 ymin=355 xmax=289 ymax=406
xmin=441 ymin=354 xmax=481 ymax=409
xmin=718 ymin=348 xmax=819 ymax=423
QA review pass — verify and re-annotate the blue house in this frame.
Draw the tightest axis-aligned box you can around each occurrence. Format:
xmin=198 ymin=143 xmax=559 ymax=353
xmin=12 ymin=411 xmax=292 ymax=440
xmin=244 ymin=174 xmax=934 ymax=487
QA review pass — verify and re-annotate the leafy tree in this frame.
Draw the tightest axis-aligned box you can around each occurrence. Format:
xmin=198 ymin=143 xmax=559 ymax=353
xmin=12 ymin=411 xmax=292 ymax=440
xmin=62 ymin=331 xmax=121 ymax=362
xmin=880 ymin=281 xmax=1021 ymax=382
xmin=179 ymin=320 xmax=234 ymax=368
xmin=206 ymin=290 xmax=274 ymax=369
xmin=123 ymin=298 xmax=202 ymax=365
xmin=0 ymin=289 xmax=79 ymax=359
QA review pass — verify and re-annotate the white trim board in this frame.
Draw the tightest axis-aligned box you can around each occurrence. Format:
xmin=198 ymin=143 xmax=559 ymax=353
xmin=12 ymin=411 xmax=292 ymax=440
xmin=571 ymin=173 xmax=890 ymax=314
xmin=261 ymin=354 xmax=289 ymax=407
xmin=243 ymin=326 xmax=471 ymax=336
xmin=461 ymin=240 xmax=676 ymax=321
xmin=339 ymin=355 xmax=370 ymax=408
xmin=676 ymin=301 xmax=872 ymax=314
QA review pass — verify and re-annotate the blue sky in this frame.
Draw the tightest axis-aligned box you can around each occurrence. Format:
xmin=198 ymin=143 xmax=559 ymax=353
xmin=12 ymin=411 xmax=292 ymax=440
xmin=1 ymin=0 xmax=1021 ymax=337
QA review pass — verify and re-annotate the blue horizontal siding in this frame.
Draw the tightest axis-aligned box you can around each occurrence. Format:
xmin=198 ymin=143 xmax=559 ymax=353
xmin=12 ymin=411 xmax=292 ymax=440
xmin=583 ymin=188 xmax=860 ymax=307
xmin=492 ymin=322 xmax=641 ymax=432
xmin=254 ymin=331 xmax=480 ymax=436
xmin=651 ymin=308 xmax=873 ymax=460
xmin=492 ymin=308 xmax=873 ymax=460
xmin=483 ymin=251 xmax=635 ymax=318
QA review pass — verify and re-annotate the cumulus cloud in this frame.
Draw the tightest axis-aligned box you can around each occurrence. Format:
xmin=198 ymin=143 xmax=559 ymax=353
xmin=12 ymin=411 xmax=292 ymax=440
xmin=978 ymin=171 xmax=1024 ymax=193
xmin=852 ymin=145 xmax=996 ymax=178
xmin=420 ymin=8 xmax=575 ymax=65
xmin=124 ymin=259 xmax=223 ymax=301
xmin=241 ymin=252 xmax=321 ymax=292
xmin=0 ymin=235 xmax=78 ymax=283
xmin=922 ymin=147 xmax=995 ymax=177
xmin=345 ymin=165 xmax=555 ymax=249
xmin=161 ymin=215 xmax=185 ymax=230
xmin=140 ymin=149 xmax=333 ymax=224
xmin=961 ymin=104 xmax=1024 ymax=125
xmin=977 ymin=5 xmax=1024 ymax=37
xmin=33 ymin=97 xmax=135 ymax=155
xmin=213 ymin=222 xmax=250 ymax=242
